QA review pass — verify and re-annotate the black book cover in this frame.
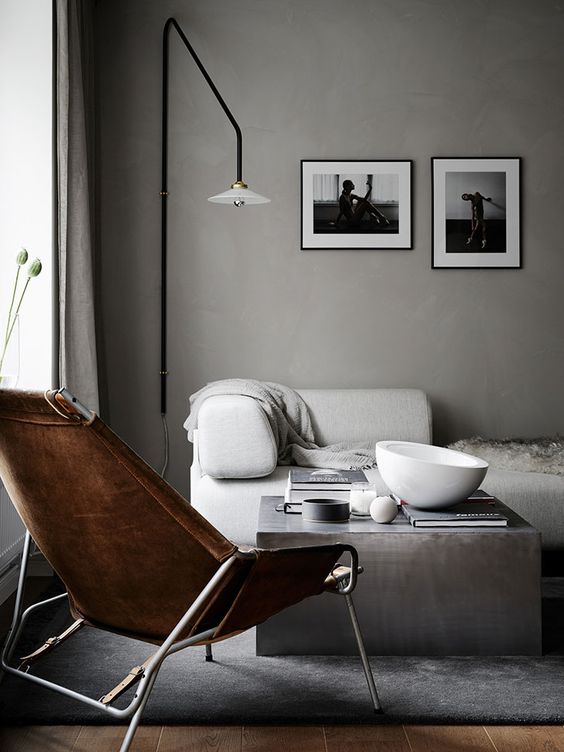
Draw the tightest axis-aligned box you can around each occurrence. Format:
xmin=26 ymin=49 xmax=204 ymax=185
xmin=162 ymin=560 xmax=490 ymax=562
xmin=402 ymin=502 xmax=508 ymax=527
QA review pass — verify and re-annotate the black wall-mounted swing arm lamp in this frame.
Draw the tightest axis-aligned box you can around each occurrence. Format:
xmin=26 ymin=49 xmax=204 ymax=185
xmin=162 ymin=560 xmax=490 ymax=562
xmin=160 ymin=17 xmax=269 ymax=417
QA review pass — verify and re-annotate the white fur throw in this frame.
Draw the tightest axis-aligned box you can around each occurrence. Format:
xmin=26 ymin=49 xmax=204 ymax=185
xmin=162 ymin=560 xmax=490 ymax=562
xmin=448 ymin=436 xmax=564 ymax=476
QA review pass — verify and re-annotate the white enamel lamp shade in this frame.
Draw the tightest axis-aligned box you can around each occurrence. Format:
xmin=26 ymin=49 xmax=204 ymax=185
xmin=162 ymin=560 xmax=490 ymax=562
xmin=208 ymin=180 xmax=270 ymax=207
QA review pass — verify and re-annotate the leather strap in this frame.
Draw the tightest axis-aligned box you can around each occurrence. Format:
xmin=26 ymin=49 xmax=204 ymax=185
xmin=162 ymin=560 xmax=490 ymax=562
xmin=43 ymin=389 xmax=95 ymax=424
xmin=324 ymin=565 xmax=351 ymax=591
xmin=100 ymin=654 xmax=155 ymax=706
xmin=324 ymin=564 xmax=363 ymax=592
xmin=44 ymin=390 xmax=81 ymax=421
xmin=19 ymin=618 xmax=85 ymax=667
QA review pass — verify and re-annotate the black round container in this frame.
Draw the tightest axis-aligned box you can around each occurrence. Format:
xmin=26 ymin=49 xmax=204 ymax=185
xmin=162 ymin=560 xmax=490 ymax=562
xmin=302 ymin=498 xmax=350 ymax=523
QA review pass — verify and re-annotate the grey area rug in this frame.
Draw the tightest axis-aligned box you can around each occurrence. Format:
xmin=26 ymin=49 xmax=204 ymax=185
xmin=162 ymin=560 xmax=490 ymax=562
xmin=1 ymin=579 xmax=564 ymax=726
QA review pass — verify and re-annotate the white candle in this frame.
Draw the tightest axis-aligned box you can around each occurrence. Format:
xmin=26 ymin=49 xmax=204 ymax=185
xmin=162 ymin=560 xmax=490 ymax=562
xmin=349 ymin=483 xmax=377 ymax=516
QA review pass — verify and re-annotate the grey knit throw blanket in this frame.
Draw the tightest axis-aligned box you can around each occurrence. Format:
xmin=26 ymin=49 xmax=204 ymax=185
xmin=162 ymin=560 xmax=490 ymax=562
xmin=184 ymin=379 xmax=377 ymax=470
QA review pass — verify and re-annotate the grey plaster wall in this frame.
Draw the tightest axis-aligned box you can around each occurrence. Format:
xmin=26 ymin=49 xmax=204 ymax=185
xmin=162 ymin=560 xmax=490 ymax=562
xmin=95 ymin=0 xmax=564 ymax=496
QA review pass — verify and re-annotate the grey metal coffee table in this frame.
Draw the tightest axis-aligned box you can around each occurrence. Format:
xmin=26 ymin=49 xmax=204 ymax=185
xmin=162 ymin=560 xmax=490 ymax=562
xmin=256 ymin=496 xmax=542 ymax=656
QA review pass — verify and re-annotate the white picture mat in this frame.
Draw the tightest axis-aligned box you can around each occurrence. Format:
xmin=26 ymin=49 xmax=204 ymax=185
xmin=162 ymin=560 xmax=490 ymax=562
xmin=433 ymin=158 xmax=520 ymax=268
xmin=302 ymin=161 xmax=411 ymax=249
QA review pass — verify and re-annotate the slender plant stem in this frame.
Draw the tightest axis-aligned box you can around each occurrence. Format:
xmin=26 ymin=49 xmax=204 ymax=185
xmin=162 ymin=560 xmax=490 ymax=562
xmin=0 ymin=278 xmax=30 ymax=374
xmin=3 ymin=266 xmax=21 ymax=351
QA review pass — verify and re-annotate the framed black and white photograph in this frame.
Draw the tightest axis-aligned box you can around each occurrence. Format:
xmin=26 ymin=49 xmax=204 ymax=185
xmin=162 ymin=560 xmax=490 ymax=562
xmin=301 ymin=160 xmax=412 ymax=250
xmin=432 ymin=158 xmax=521 ymax=268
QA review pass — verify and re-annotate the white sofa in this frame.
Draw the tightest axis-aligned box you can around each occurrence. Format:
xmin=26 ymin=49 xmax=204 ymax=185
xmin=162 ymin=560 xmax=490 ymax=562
xmin=187 ymin=388 xmax=564 ymax=550
xmin=189 ymin=388 xmax=431 ymax=544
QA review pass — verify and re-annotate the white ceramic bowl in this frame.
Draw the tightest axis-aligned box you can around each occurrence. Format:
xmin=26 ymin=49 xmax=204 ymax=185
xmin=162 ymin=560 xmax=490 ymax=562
xmin=375 ymin=440 xmax=488 ymax=510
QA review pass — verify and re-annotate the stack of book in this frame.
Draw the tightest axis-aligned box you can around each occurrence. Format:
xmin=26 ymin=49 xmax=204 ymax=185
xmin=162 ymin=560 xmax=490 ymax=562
xmin=284 ymin=468 xmax=368 ymax=504
xmin=402 ymin=494 xmax=508 ymax=528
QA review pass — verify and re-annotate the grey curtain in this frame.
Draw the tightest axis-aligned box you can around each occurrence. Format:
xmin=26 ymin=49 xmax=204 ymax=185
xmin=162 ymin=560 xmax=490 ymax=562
xmin=55 ymin=0 xmax=99 ymax=412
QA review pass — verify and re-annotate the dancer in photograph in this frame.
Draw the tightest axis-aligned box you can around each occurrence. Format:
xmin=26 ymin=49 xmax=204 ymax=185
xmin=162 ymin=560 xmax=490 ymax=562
xmin=335 ymin=180 xmax=390 ymax=228
xmin=462 ymin=191 xmax=492 ymax=249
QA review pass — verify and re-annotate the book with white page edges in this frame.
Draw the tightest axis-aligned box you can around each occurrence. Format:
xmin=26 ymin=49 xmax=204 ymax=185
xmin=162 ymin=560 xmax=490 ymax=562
xmin=402 ymin=502 xmax=508 ymax=528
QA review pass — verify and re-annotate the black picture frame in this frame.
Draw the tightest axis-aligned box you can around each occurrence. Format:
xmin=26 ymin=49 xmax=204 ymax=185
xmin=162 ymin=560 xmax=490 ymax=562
xmin=301 ymin=159 xmax=413 ymax=250
xmin=431 ymin=157 xmax=521 ymax=269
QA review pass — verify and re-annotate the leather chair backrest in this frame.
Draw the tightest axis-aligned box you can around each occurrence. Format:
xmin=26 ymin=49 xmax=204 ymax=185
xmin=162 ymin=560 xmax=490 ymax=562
xmin=0 ymin=390 xmax=238 ymax=642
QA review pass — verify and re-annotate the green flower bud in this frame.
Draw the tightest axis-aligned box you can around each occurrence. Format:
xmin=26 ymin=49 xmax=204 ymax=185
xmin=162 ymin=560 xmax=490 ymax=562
xmin=27 ymin=258 xmax=42 ymax=278
xmin=16 ymin=248 xmax=28 ymax=265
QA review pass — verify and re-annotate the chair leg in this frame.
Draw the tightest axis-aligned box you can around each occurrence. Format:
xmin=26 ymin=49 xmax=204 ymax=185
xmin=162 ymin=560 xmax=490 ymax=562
xmin=344 ymin=593 xmax=382 ymax=713
xmin=118 ymin=672 xmax=158 ymax=752
xmin=2 ymin=531 xmax=33 ymax=671
xmin=205 ymin=643 xmax=213 ymax=662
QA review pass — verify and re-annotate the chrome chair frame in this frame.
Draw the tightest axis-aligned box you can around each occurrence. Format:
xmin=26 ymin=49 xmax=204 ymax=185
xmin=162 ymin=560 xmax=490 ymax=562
xmin=1 ymin=531 xmax=381 ymax=752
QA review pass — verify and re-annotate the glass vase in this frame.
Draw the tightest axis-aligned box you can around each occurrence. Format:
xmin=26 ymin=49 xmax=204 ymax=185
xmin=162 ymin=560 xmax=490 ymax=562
xmin=0 ymin=314 xmax=20 ymax=388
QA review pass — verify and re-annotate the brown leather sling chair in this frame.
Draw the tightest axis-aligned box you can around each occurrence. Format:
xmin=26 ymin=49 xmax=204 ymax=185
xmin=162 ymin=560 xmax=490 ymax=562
xmin=0 ymin=389 xmax=381 ymax=751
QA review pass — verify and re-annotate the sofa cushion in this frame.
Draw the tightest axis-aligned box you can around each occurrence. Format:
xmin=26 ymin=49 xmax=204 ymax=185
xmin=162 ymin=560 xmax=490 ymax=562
xmin=297 ymin=389 xmax=432 ymax=446
xmin=197 ymin=395 xmax=277 ymax=479
xmin=482 ymin=468 xmax=564 ymax=550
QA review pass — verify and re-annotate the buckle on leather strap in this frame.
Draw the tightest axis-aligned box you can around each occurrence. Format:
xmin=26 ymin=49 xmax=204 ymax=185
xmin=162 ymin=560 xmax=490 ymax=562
xmin=99 ymin=658 xmax=154 ymax=706
xmin=18 ymin=618 xmax=84 ymax=669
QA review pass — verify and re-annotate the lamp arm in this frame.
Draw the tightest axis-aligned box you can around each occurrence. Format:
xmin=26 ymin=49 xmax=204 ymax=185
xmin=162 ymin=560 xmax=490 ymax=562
xmin=163 ymin=17 xmax=243 ymax=184
xmin=160 ymin=17 xmax=245 ymax=419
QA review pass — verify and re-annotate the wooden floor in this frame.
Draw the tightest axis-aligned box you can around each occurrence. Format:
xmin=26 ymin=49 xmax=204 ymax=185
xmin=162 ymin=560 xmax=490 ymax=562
xmin=3 ymin=725 xmax=564 ymax=752
xmin=2 ymin=580 xmax=564 ymax=751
